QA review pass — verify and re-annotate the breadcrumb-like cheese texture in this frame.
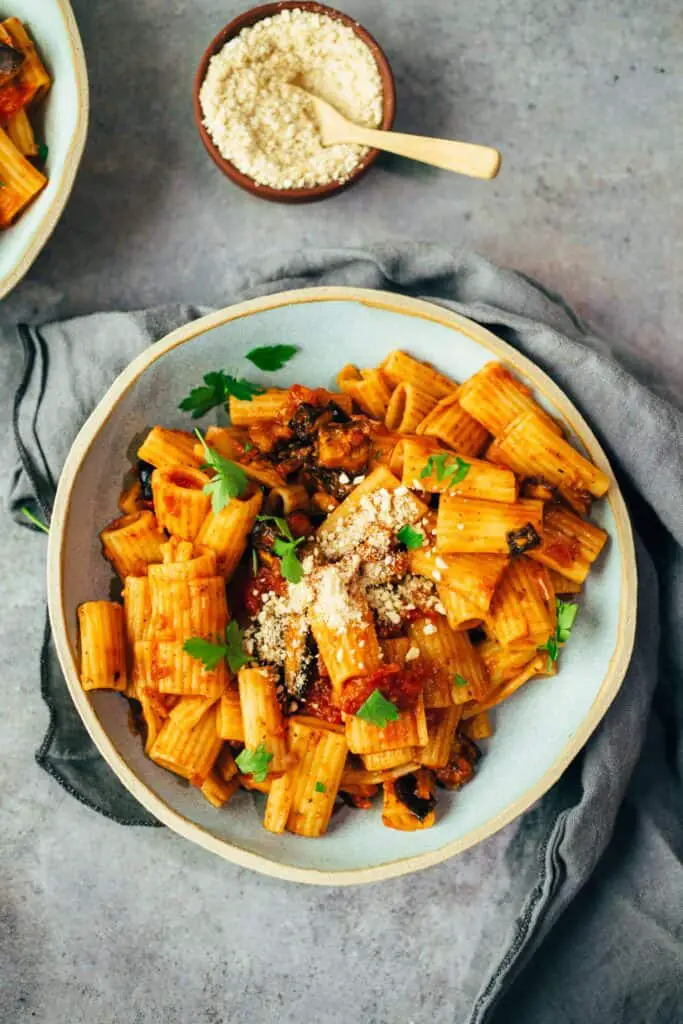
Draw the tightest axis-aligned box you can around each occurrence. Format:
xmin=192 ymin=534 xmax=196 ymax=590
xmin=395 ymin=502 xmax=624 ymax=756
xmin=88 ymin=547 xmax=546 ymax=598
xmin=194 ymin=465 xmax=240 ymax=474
xmin=199 ymin=9 xmax=384 ymax=189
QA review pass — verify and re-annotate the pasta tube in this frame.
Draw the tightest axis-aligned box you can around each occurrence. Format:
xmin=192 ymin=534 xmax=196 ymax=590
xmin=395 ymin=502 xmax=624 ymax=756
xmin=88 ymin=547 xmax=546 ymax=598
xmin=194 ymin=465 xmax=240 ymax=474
xmin=400 ymin=438 xmax=517 ymax=502
xmin=100 ymin=510 xmax=165 ymax=578
xmin=137 ymin=426 xmax=202 ymax=470
xmin=345 ymin=693 xmax=428 ymax=755
xmin=458 ymin=362 xmax=562 ymax=437
xmin=436 ymin=496 xmax=544 ymax=555
xmin=337 ymin=364 xmax=393 ymax=419
xmin=420 ymin=706 xmax=462 ymax=768
xmin=385 ymin=383 xmax=438 ymax=434
xmin=123 ymin=576 xmax=151 ymax=644
xmin=152 ymin=466 xmax=211 ymax=541
xmin=0 ymin=125 xmax=46 ymax=227
xmin=78 ymin=601 xmax=127 ymax=692
xmin=196 ymin=490 xmax=263 ymax=579
xmin=217 ymin=691 xmax=245 ymax=742
xmin=415 ymin=393 xmax=490 ymax=456
xmin=409 ymin=546 xmax=508 ymax=611
xmin=492 ymin=411 xmax=610 ymax=499
xmin=528 ymin=505 xmax=608 ymax=583
xmin=149 ymin=701 xmax=222 ymax=783
xmin=380 ymin=350 xmax=456 ymax=401
xmin=488 ymin=557 xmax=555 ymax=648
xmin=237 ymin=667 xmax=288 ymax=772
xmin=285 ymin=717 xmax=348 ymax=837
xmin=407 ymin=616 xmax=461 ymax=707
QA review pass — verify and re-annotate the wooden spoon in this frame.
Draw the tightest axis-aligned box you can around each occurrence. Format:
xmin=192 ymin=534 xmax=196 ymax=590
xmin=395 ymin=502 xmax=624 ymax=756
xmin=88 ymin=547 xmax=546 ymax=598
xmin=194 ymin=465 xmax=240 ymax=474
xmin=294 ymin=87 xmax=501 ymax=180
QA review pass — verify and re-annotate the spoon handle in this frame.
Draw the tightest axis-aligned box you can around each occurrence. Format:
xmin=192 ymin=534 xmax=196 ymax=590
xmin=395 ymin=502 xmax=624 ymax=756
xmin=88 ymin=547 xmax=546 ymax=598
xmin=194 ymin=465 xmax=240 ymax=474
xmin=341 ymin=126 xmax=501 ymax=180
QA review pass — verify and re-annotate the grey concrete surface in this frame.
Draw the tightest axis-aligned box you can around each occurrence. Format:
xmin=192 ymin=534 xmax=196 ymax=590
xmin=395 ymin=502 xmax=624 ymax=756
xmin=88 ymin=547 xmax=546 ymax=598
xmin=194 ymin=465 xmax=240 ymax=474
xmin=1 ymin=2 xmax=681 ymax=1023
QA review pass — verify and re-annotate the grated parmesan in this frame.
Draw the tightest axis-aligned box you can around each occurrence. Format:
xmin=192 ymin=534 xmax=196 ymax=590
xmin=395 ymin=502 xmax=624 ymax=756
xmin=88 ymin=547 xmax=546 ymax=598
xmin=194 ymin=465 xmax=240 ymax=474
xmin=199 ymin=9 xmax=383 ymax=189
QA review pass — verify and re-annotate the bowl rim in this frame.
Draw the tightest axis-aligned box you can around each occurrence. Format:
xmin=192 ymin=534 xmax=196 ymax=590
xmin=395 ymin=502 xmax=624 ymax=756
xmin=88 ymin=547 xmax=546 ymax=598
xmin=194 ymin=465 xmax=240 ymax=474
xmin=192 ymin=1 xmax=396 ymax=203
xmin=47 ymin=286 xmax=638 ymax=885
xmin=0 ymin=0 xmax=89 ymax=301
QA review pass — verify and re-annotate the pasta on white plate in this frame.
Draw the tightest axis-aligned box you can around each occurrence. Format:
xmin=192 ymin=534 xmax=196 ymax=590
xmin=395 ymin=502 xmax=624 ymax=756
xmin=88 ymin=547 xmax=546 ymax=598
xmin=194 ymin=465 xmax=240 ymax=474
xmin=0 ymin=18 xmax=51 ymax=228
xmin=78 ymin=346 xmax=609 ymax=836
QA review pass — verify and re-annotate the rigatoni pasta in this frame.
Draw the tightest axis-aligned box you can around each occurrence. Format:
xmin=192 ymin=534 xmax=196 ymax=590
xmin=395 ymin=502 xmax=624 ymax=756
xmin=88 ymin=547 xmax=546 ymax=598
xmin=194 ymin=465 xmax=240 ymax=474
xmin=79 ymin=347 xmax=609 ymax=837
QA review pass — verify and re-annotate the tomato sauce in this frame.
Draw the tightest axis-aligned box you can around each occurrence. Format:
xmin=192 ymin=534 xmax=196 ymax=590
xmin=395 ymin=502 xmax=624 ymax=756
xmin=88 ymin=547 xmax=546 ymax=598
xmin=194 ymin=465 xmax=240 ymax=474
xmin=341 ymin=664 xmax=424 ymax=715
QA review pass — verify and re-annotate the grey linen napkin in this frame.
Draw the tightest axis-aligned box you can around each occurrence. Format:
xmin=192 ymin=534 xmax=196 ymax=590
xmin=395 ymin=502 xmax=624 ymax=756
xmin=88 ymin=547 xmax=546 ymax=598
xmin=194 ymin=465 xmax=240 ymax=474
xmin=8 ymin=245 xmax=683 ymax=1023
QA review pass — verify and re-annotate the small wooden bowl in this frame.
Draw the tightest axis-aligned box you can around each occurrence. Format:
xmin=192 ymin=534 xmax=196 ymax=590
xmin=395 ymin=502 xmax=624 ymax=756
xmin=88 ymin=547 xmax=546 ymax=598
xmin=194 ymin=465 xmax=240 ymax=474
xmin=193 ymin=2 xmax=396 ymax=203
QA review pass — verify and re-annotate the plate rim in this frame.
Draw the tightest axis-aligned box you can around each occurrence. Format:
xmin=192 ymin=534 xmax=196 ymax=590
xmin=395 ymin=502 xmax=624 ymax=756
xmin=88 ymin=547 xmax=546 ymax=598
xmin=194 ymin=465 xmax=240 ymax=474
xmin=47 ymin=286 xmax=638 ymax=885
xmin=0 ymin=0 xmax=89 ymax=301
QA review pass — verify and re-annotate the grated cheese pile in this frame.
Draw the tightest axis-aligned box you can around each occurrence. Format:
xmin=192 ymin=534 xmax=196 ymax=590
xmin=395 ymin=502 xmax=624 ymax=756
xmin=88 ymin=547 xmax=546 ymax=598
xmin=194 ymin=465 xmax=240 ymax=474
xmin=199 ymin=9 xmax=384 ymax=189
xmin=245 ymin=488 xmax=439 ymax=684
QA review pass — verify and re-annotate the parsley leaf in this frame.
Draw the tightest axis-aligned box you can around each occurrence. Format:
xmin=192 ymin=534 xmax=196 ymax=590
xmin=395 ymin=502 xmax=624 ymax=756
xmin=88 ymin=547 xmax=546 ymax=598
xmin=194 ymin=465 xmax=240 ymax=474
xmin=314 ymin=781 xmax=326 ymax=794
xmin=538 ymin=599 xmax=579 ymax=668
xmin=180 ymin=371 xmax=265 ymax=416
xmin=236 ymin=743 xmax=273 ymax=783
xmin=274 ymin=536 xmax=305 ymax=583
xmin=224 ymin=376 xmax=267 ymax=401
xmin=355 ymin=689 xmax=400 ymax=728
xmin=21 ymin=506 xmax=49 ymax=534
xmin=538 ymin=635 xmax=559 ymax=670
xmin=454 ymin=673 xmax=468 ymax=688
xmin=195 ymin=429 xmax=248 ymax=513
xmin=183 ymin=621 xmax=249 ymax=674
xmin=183 ymin=636 xmax=228 ymax=671
xmin=179 ymin=371 xmax=229 ymax=418
xmin=556 ymin=600 xmax=579 ymax=643
xmin=257 ymin=514 xmax=306 ymax=583
xmin=38 ymin=142 xmax=48 ymax=163
xmin=0 ymin=178 xmax=6 ymax=189
xmin=419 ymin=453 xmax=471 ymax=487
xmin=397 ymin=524 xmax=424 ymax=550
xmin=246 ymin=344 xmax=298 ymax=372
xmin=224 ymin=620 xmax=250 ymax=673
xmin=243 ymin=441 xmax=254 ymax=453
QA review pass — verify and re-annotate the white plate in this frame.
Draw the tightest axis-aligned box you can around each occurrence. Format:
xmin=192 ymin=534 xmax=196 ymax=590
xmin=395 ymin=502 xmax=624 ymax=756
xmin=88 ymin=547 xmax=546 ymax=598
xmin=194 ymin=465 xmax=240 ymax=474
xmin=0 ymin=0 xmax=88 ymax=300
xmin=48 ymin=288 xmax=637 ymax=884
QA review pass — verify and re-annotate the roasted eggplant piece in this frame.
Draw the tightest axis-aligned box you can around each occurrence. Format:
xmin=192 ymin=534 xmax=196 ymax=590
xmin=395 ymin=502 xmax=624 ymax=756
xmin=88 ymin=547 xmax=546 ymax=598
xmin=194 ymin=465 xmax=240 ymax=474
xmin=382 ymin=769 xmax=437 ymax=830
xmin=435 ymin=733 xmax=481 ymax=790
xmin=137 ymin=460 xmax=155 ymax=503
xmin=315 ymin=419 xmax=371 ymax=473
xmin=0 ymin=42 xmax=23 ymax=88
xmin=506 ymin=522 xmax=541 ymax=556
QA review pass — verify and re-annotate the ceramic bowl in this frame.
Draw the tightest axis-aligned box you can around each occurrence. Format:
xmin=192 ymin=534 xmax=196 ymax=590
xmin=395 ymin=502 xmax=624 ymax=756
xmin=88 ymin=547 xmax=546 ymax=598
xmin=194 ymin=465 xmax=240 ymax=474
xmin=0 ymin=0 xmax=88 ymax=301
xmin=48 ymin=287 xmax=637 ymax=885
xmin=193 ymin=2 xmax=396 ymax=203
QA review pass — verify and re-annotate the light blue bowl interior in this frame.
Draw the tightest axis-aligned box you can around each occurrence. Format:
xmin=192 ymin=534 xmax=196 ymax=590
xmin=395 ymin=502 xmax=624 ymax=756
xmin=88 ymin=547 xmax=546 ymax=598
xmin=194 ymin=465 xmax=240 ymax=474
xmin=62 ymin=299 xmax=621 ymax=873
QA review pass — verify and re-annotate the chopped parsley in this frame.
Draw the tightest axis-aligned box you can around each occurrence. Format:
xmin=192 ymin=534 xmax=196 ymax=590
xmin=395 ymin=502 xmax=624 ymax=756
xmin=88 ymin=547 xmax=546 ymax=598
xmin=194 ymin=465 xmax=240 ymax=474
xmin=243 ymin=441 xmax=254 ymax=453
xmin=355 ymin=689 xmax=400 ymax=728
xmin=419 ymin=453 xmax=470 ymax=488
xmin=236 ymin=743 xmax=273 ymax=783
xmin=314 ymin=781 xmax=326 ymax=794
xmin=257 ymin=514 xmax=306 ymax=583
xmin=21 ymin=506 xmax=49 ymax=534
xmin=397 ymin=524 xmax=424 ymax=550
xmin=37 ymin=142 xmax=48 ymax=163
xmin=179 ymin=371 xmax=265 ymax=417
xmin=251 ymin=547 xmax=259 ymax=577
xmin=453 ymin=673 xmax=468 ymax=688
xmin=246 ymin=344 xmax=298 ymax=372
xmin=183 ymin=620 xmax=250 ymax=674
xmin=538 ymin=599 xmax=579 ymax=669
xmin=0 ymin=178 xmax=6 ymax=189
xmin=195 ymin=429 xmax=248 ymax=513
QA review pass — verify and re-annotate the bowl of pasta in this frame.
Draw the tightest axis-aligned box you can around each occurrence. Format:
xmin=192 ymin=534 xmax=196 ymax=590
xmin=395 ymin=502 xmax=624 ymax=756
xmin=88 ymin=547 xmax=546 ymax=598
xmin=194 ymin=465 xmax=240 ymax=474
xmin=0 ymin=1 xmax=88 ymax=300
xmin=48 ymin=287 xmax=637 ymax=884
